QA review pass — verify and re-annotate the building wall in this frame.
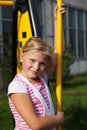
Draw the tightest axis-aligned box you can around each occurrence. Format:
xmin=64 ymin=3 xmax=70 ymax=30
xmin=70 ymin=60 xmax=87 ymax=75
xmin=40 ymin=0 xmax=54 ymax=48
xmin=64 ymin=0 xmax=87 ymax=10
xmin=64 ymin=0 xmax=87 ymax=75
xmin=42 ymin=0 xmax=87 ymax=75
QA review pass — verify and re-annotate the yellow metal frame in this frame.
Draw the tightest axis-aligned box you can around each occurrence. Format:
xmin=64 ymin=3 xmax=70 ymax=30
xmin=0 ymin=0 xmax=13 ymax=6
xmin=17 ymin=10 xmax=32 ymax=73
xmin=55 ymin=0 xmax=62 ymax=130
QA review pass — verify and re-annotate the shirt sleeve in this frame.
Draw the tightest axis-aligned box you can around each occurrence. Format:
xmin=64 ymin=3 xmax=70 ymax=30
xmin=8 ymin=80 xmax=28 ymax=95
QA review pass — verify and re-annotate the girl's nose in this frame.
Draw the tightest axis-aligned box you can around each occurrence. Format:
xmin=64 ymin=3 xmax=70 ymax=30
xmin=34 ymin=62 xmax=39 ymax=70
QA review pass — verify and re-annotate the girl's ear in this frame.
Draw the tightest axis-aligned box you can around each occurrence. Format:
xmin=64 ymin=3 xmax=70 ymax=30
xmin=20 ymin=52 xmax=24 ymax=63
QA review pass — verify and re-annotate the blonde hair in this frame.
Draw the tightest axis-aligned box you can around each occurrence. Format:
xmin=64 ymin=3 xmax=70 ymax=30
xmin=22 ymin=36 xmax=53 ymax=60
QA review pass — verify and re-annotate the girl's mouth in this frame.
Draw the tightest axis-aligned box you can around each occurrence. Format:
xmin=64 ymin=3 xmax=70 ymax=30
xmin=30 ymin=69 xmax=39 ymax=75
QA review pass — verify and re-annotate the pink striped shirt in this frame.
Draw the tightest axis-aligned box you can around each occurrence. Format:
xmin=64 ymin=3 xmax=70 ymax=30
xmin=8 ymin=73 xmax=52 ymax=130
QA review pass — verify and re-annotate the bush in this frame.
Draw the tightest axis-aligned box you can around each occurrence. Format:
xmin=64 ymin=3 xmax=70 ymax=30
xmin=62 ymin=44 xmax=75 ymax=77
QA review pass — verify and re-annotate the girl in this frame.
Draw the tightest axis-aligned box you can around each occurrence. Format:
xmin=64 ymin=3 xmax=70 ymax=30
xmin=8 ymin=4 xmax=65 ymax=130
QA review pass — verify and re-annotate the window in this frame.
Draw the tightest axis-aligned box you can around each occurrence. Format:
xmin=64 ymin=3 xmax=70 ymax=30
xmin=64 ymin=7 xmax=87 ymax=59
xmin=0 ymin=6 xmax=13 ymax=81
xmin=85 ymin=12 xmax=87 ymax=57
xmin=2 ymin=6 xmax=12 ymax=35
xmin=1 ymin=6 xmax=12 ymax=64
xmin=68 ymin=8 xmax=76 ymax=52
xmin=63 ymin=14 xmax=67 ymax=48
xmin=77 ymin=10 xmax=84 ymax=58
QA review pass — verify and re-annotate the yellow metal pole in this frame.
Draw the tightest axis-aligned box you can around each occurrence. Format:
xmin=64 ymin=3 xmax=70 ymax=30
xmin=0 ymin=0 xmax=13 ymax=6
xmin=55 ymin=0 xmax=62 ymax=130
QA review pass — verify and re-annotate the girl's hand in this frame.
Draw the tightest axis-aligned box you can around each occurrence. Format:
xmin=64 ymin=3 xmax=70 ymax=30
xmin=54 ymin=3 xmax=65 ymax=19
xmin=59 ymin=3 xmax=66 ymax=14
xmin=56 ymin=111 xmax=64 ymax=125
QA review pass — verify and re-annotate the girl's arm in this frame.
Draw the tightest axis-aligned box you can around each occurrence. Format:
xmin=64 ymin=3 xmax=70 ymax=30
xmin=10 ymin=93 xmax=64 ymax=130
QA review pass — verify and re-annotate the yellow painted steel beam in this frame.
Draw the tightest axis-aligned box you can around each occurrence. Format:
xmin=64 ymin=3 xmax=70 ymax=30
xmin=0 ymin=0 xmax=13 ymax=6
xmin=17 ymin=11 xmax=32 ymax=73
xmin=55 ymin=0 xmax=62 ymax=130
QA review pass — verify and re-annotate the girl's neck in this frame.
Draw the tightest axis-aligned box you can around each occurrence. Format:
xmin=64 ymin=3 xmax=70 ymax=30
xmin=28 ymin=78 xmax=40 ymax=84
xmin=19 ymin=72 xmax=40 ymax=84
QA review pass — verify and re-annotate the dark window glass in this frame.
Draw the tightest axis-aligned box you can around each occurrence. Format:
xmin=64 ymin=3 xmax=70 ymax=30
xmin=1 ymin=6 xmax=13 ymax=82
xmin=3 ymin=21 xmax=12 ymax=34
xmin=63 ymin=29 xmax=67 ymax=49
xmin=78 ymin=31 xmax=84 ymax=57
xmin=68 ymin=7 xmax=76 ymax=53
xmin=69 ymin=8 xmax=75 ymax=28
xmin=63 ymin=13 xmax=66 ymax=27
xmin=77 ymin=10 xmax=84 ymax=57
xmin=69 ymin=29 xmax=76 ymax=52
xmin=86 ymin=12 xmax=87 ymax=30
xmin=2 ymin=6 xmax=12 ymax=19
xmin=85 ymin=13 xmax=87 ymax=57
xmin=86 ymin=32 xmax=87 ymax=56
xmin=77 ymin=10 xmax=83 ymax=29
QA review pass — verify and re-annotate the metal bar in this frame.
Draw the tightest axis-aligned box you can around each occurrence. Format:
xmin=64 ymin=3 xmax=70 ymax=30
xmin=0 ymin=0 xmax=13 ymax=6
xmin=55 ymin=0 xmax=62 ymax=130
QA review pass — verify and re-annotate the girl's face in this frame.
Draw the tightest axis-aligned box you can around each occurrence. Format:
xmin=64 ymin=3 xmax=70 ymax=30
xmin=20 ymin=50 xmax=48 ymax=81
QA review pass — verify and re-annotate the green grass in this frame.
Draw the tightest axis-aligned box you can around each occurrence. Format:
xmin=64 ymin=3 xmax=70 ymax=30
xmin=51 ymin=73 xmax=87 ymax=130
xmin=1 ymin=73 xmax=87 ymax=130
xmin=62 ymin=74 xmax=87 ymax=106
xmin=0 ymin=94 xmax=14 ymax=130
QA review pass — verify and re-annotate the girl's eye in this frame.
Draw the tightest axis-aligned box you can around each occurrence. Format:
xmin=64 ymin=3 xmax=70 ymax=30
xmin=30 ymin=59 xmax=35 ymax=62
xmin=40 ymin=62 xmax=46 ymax=66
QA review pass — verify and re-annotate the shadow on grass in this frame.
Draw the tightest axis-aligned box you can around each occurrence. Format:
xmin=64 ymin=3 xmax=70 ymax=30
xmin=63 ymin=99 xmax=87 ymax=130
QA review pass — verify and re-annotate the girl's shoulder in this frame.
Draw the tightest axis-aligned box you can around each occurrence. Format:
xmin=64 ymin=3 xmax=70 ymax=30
xmin=8 ymin=74 xmax=28 ymax=95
